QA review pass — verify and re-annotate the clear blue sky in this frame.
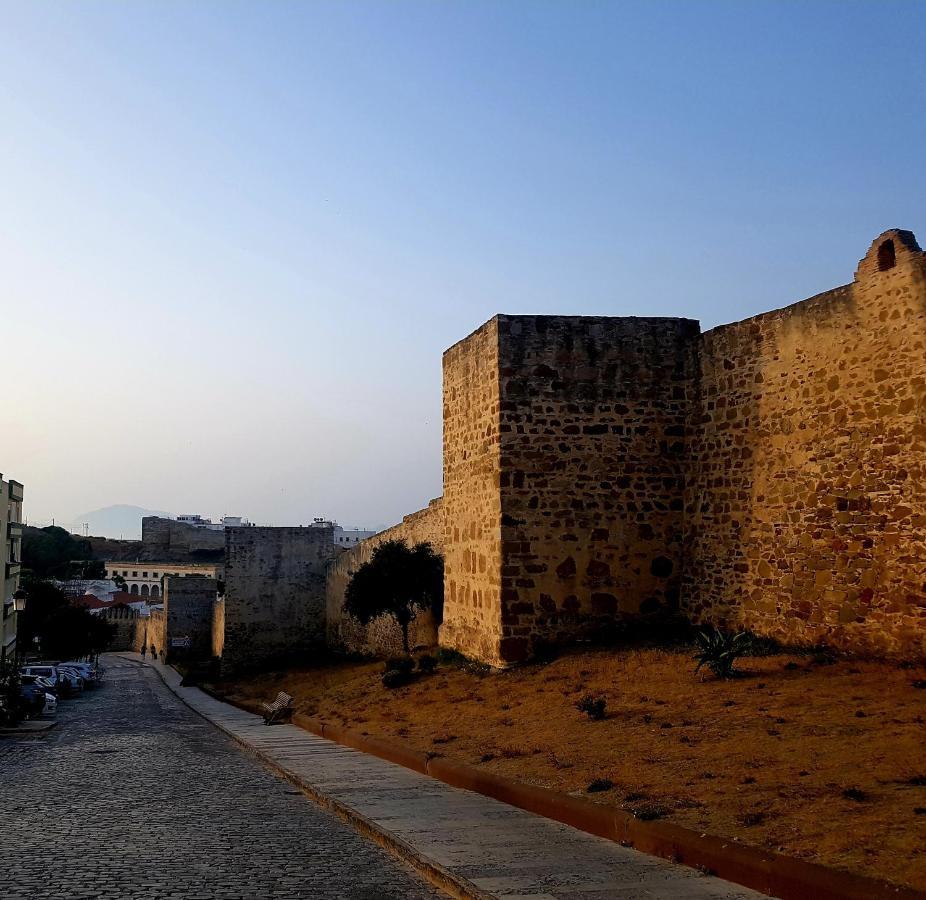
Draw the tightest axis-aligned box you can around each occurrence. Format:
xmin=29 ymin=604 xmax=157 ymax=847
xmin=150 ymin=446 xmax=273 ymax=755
xmin=3 ymin=1 xmax=924 ymax=532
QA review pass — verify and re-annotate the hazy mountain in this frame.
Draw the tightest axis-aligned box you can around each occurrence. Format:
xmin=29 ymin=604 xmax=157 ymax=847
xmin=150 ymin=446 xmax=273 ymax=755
xmin=65 ymin=505 xmax=172 ymax=540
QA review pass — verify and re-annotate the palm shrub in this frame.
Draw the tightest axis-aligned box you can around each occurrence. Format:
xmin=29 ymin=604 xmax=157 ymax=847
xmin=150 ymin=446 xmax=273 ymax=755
xmin=693 ymin=627 xmax=751 ymax=678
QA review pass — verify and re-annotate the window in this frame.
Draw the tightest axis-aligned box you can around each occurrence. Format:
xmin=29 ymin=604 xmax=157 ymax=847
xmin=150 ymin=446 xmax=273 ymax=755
xmin=152 ymin=572 xmax=158 ymax=578
xmin=122 ymin=570 xmax=128 ymax=576
xmin=132 ymin=571 xmax=138 ymax=577
xmin=142 ymin=572 xmax=147 ymax=578
xmin=878 ymin=239 xmax=896 ymax=271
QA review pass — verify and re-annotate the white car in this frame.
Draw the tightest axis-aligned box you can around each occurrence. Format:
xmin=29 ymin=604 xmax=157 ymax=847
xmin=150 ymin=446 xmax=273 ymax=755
xmin=59 ymin=661 xmax=99 ymax=684
xmin=55 ymin=667 xmax=85 ymax=692
xmin=22 ymin=665 xmax=82 ymax=693
xmin=56 ymin=665 xmax=87 ymax=691
xmin=42 ymin=693 xmax=57 ymax=716
xmin=21 ymin=665 xmax=60 ymax=685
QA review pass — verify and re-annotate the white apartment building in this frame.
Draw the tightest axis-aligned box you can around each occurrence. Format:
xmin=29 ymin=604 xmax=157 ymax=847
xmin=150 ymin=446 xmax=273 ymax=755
xmin=176 ymin=514 xmax=251 ymax=531
xmin=1 ymin=476 xmax=24 ymax=661
xmin=103 ymin=561 xmax=221 ymax=597
xmin=309 ymin=518 xmax=377 ymax=546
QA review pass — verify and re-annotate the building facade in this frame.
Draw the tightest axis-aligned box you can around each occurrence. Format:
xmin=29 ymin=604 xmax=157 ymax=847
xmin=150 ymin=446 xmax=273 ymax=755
xmin=103 ymin=561 xmax=221 ymax=598
xmin=1 ymin=476 xmax=24 ymax=660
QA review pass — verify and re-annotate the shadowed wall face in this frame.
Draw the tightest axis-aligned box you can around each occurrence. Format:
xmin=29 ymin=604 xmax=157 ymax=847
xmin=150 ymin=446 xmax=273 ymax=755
xmin=222 ymin=526 xmax=335 ymax=673
xmin=685 ymin=231 xmax=926 ymax=657
xmin=493 ymin=315 xmax=699 ymax=663
xmin=164 ymin=576 xmax=218 ymax=660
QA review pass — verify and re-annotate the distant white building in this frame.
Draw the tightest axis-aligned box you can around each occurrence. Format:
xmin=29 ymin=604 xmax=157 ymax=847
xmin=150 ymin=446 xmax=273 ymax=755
xmin=176 ymin=514 xmax=252 ymax=531
xmin=309 ymin=518 xmax=377 ymax=546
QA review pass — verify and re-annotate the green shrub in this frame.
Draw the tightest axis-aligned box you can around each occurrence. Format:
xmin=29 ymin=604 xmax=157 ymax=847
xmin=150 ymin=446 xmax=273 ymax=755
xmin=693 ymin=627 xmax=751 ymax=678
xmin=575 ymin=694 xmax=607 ymax=720
xmin=417 ymin=654 xmax=438 ymax=674
xmin=384 ymin=657 xmax=415 ymax=676
xmin=436 ymin=647 xmax=491 ymax=676
xmin=632 ymin=804 xmax=668 ymax=821
xmin=382 ymin=669 xmax=411 ymax=689
xmin=587 ymin=778 xmax=613 ymax=793
xmin=0 ymin=657 xmax=24 ymax=726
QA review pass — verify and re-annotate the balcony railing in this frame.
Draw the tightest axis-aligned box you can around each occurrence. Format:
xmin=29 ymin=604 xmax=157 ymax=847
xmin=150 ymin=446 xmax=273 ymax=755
xmin=5 ymin=562 xmax=20 ymax=579
xmin=7 ymin=521 xmax=22 ymax=538
xmin=8 ymin=481 xmax=23 ymax=503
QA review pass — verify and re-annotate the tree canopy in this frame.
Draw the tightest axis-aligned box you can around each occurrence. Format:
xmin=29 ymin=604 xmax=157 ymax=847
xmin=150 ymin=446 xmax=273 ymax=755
xmin=16 ymin=576 xmax=114 ymax=660
xmin=344 ymin=540 xmax=443 ymax=655
xmin=21 ymin=525 xmax=101 ymax=579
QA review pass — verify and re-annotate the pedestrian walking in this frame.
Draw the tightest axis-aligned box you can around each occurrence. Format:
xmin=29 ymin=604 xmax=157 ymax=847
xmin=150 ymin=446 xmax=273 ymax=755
xmin=140 ymin=644 xmax=147 ymax=659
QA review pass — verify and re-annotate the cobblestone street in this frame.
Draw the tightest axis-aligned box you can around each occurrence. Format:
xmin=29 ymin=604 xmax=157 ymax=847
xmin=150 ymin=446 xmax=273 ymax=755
xmin=0 ymin=659 xmax=445 ymax=900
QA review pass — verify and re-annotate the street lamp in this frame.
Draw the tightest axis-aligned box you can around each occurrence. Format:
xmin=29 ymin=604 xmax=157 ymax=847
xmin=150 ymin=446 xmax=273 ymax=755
xmin=12 ymin=590 xmax=27 ymax=612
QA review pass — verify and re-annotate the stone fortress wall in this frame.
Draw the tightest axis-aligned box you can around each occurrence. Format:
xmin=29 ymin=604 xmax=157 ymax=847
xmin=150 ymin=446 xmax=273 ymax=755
xmin=141 ymin=516 xmax=226 ymax=556
xmin=164 ymin=576 xmax=218 ymax=661
xmin=221 ymin=526 xmax=335 ymax=674
xmin=684 ymin=230 xmax=926 ymax=657
xmin=97 ymin=606 xmax=139 ymax=652
xmin=491 ymin=315 xmax=700 ymax=663
xmin=326 ymin=499 xmax=443 ymax=657
xmin=328 ymin=229 xmax=926 ymax=666
xmin=440 ymin=231 xmax=926 ymax=665
xmin=92 ymin=229 xmax=926 ymax=669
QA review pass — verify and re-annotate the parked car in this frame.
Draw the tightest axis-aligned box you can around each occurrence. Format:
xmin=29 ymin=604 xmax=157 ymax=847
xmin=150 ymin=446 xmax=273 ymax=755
xmin=41 ymin=692 xmax=57 ymax=716
xmin=59 ymin=661 xmax=100 ymax=685
xmin=56 ymin=666 xmax=87 ymax=691
xmin=21 ymin=664 xmax=81 ymax=695
xmin=18 ymin=683 xmax=48 ymax=718
xmin=21 ymin=674 xmax=58 ymax=698
xmin=21 ymin=665 xmax=61 ymax=687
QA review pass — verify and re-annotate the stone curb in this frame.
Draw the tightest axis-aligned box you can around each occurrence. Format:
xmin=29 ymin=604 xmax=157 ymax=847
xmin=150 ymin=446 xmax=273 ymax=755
xmin=281 ymin=712 xmax=923 ymax=900
xmin=133 ymin=658 xmax=495 ymax=900
xmin=0 ymin=720 xmax=56 ymax=738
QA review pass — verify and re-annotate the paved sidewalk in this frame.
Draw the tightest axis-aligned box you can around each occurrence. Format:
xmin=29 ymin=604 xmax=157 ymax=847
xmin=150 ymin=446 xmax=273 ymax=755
xmin=127 ymin=653 xmax=769 ymax=900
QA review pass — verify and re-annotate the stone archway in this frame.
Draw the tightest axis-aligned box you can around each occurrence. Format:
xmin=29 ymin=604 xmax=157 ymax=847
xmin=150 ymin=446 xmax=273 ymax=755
xmin=141 ymin=584 xmax=150 ymax=597
xmin=150 ymin=584 xmax=160 ymax=598
xmin=130 ymin=583 xmax=139 ymax=595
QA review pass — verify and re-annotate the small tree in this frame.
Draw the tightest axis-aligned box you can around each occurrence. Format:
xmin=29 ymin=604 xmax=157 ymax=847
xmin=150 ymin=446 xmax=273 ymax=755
xmin=344 ymin=540 xmax=443 ymax=655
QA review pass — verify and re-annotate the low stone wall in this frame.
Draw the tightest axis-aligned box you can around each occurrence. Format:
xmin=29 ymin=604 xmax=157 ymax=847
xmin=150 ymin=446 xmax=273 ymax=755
xmin=326 ymin=498 xmax=443 ymax=657
xmin=100 ymin=607 xmax=139 ymax=651
xmin=134 ymin=610 xmax=167 ymax=659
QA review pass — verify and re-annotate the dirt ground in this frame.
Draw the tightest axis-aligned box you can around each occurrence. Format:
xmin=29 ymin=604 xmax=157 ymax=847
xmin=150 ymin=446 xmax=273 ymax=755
xmin=214 ymin=646 xmax=926 ymax=890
